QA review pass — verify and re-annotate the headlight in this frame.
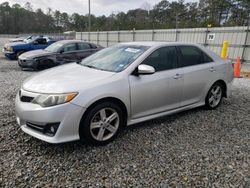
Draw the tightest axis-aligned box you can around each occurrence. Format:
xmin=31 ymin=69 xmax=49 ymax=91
xmin=32 ymin=92 xmax=78 ymax=107
xmin=6 ymin=46 xmax=13 ymax=52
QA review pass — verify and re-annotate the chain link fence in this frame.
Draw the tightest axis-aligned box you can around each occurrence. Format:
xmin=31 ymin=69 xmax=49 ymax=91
xmin=76 ymin=26 xmax=250 ymax=63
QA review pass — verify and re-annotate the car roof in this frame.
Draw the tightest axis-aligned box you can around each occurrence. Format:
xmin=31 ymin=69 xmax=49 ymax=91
xmin=55 ymin=40 xmax=93 ymax=44
xmin=119 ymin=41 xmax=222 ymax=61
xmin=120 ymin=41 xmax=203 ymax=47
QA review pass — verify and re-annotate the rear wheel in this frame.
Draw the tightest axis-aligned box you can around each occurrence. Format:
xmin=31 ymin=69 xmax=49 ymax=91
xmin=205 ymin=82 xmax=223 ymax=109
xmin=79 ymin=102 xmax=124 ymax=145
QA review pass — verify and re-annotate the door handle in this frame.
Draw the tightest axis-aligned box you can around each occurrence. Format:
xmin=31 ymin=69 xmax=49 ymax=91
xmin=173 ymin=73 xmax=182 ymax=79
xmin=209 ymin=67 xmax=216 ymax=72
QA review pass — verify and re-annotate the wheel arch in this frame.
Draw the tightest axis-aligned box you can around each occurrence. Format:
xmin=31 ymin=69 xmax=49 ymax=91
xmin=213 ymin=79 xmax=227 ymax=98
xmin=80 ymin=97 xmax=128 ymax=126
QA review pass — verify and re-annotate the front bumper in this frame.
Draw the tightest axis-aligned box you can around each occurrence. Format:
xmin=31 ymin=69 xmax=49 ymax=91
xmin=15 ymin=89 xmax=86 ymax=143
xmin=2 ymin=49 xmax=16 ymax=60
xmin=18 ymin=58 xmax=36 ymax=68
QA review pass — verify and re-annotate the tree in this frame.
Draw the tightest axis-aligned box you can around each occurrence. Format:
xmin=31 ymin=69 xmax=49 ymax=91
xmin=225 ymin=0 xmax=250 ymax=26
xmin=0 ymin=0 xmax=249 ymax=34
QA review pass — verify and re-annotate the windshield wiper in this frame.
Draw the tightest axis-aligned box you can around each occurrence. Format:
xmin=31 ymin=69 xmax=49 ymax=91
xmin=82 ymin=64 xmax=107 ymax=71
xmin=83 ymin=64 xmax=101 ymax=70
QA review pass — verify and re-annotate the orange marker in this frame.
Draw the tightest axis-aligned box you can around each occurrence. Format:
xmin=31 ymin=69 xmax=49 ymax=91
xmin=234 ymin=57 xmax=241 ymax=78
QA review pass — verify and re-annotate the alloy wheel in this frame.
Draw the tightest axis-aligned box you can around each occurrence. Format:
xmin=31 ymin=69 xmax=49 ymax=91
xmin=208 ymin=85 xmax=222 ymax=108
xmin=90 ymin=108 xmax=120 ymax=141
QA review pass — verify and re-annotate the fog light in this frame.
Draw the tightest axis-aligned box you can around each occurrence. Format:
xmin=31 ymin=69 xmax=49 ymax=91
xmin=45 ymin=123 xmax=60 ymax=136
xmin=50 ymin=126 xmax=55 ymax=133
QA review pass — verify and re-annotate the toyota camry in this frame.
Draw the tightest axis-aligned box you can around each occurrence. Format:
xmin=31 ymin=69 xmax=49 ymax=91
xmin=15 ymin=42 xmax=234 ymax=145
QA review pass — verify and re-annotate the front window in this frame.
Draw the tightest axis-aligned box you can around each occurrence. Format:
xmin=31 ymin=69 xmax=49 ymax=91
xmin=63 ymin=43 xmax=77 ymax=52
xmin=80 ymin=45 xmax=149 ymax=72
xmin=142 ymin=46 xmax=178 ymax=72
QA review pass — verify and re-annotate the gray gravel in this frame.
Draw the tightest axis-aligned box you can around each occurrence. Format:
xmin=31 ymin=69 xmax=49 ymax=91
xmin=0 ymin=55 xmax=250 ymax=187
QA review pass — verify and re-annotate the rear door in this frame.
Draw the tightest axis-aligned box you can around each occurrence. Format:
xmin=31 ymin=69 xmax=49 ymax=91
xmin=129 ymin=46 xmax=183 ymax=119
xmin=177 ymin=45 xmax=217 ymax=106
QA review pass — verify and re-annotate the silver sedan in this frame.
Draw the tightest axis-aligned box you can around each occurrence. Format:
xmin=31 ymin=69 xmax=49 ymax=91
xmin=15 ymin=42 xmax=234 ymax=145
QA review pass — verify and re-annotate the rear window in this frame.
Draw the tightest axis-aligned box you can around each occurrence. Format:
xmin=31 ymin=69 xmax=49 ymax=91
xmin=78 ymin=43 xmax=91 ymax=50
xmin=179 ymin=46 xmax=213 ymax=67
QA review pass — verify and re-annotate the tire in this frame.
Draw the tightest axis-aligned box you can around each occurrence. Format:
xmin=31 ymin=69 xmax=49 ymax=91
xmin=79 ymin=102 xmax=124 ymax=145
xmin=205 ymin=82 xmax=223 ymax=110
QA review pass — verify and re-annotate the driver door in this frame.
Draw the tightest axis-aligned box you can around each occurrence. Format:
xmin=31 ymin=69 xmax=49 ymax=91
xmin=32 ymin=38 xmax=48 ymax=50
xmin=129 ymin=46 xmax=183 ymax=119
xmin=56 ymin=43 xmax=78 ymax=64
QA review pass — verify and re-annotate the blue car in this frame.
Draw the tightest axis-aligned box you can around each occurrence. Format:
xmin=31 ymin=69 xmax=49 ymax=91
xmin=3 ymin=36 xmax=56 ymax=60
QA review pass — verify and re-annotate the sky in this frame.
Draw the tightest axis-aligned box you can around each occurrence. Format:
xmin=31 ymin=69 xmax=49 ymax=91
xmin=2 ymin=0 xmax=196 ymax=16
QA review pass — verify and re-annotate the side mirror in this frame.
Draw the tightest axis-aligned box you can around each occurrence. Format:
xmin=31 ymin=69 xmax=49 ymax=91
xmin=137 ymin=64 xmax=155 ymax=75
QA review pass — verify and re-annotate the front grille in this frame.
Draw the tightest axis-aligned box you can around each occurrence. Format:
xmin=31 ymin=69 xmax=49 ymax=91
xmin=26 ymin=122 xmax=44 ymax=131
xmin=19 ymin=59 xmax=26 ymax=63
xmin=20 ymin=96 xmax=34 ymax=103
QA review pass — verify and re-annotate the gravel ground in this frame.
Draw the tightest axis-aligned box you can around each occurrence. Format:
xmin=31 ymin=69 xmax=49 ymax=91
xmin=0 ymin=55 xmax=250 ymax=187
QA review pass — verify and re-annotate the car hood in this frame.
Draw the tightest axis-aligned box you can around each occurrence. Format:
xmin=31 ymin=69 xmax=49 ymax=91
xmin=9 ymin=38 xmax=24 ymax=42
xmin=19 ymin=49 xmax=54 ymax=59
xmin=22 ymin=63 xmax=116 ymax=93
xmin=8 ymin=41 xmax=27 ymax=47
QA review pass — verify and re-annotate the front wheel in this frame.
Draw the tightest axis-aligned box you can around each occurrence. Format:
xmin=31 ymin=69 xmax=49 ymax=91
xmin=79 ymin=102 xmax=124 ymax=145
xmin=205 ymin=83 xmax=223 ymax=109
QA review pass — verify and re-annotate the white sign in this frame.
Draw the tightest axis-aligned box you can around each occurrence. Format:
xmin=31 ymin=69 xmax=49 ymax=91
xmin=207 ymin=33 xmax=215 ymax=41
xmin=125 ymin=48 xmax=141 ymax=53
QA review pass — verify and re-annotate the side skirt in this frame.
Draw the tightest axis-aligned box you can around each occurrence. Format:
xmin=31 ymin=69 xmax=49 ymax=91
xmin=127 ymin=102 xmax=205 ymax=126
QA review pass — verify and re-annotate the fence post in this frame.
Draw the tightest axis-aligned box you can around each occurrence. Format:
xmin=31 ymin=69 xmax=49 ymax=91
xmin=96 ymin=30 xmax=99 ymax=45
xmin=118 ymin=30 xmax=120 ymax=43
xmin=80 ymin=32 xmax=83 ymax=40
xmin=204 ymin=26 xmax=210 ymax=46
xmin=152 ymin=29 xmax=155 ymax=41
xmin=107 ymin=31 xmax=109 ymax=47
xmin=241 ymin=14 xmax=250 ymax=63
xmin=175 ymin=29 xmax=179 ymax=42
xmin=88 ymin=32 xmax=90 ymax=42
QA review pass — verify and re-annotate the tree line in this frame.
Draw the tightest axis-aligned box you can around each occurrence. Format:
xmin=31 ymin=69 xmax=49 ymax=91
xmin=0 ymin=0 xmax=249 ymax=34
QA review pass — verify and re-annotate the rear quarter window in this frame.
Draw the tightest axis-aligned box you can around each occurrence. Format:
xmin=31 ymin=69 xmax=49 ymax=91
xmin=179 ymin=46 xmax=213 ymax=67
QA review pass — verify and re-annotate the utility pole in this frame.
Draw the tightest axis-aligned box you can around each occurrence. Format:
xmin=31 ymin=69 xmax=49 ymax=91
xmin=175 ymin=13 xmax=178 ymax=31
xmin=88 ymin=0 xmax=91 ymax=42
xmin=88 ymin=0 xmax=91 ymax=32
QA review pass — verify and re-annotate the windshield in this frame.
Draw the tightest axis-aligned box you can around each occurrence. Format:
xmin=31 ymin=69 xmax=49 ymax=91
xmin=80 ymin=45 xmax=149 ymax=72
xmin=44 ymin=41 xmax=64 ymax=53
xmin=24 ymin=36 xmax=36 ymax=43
